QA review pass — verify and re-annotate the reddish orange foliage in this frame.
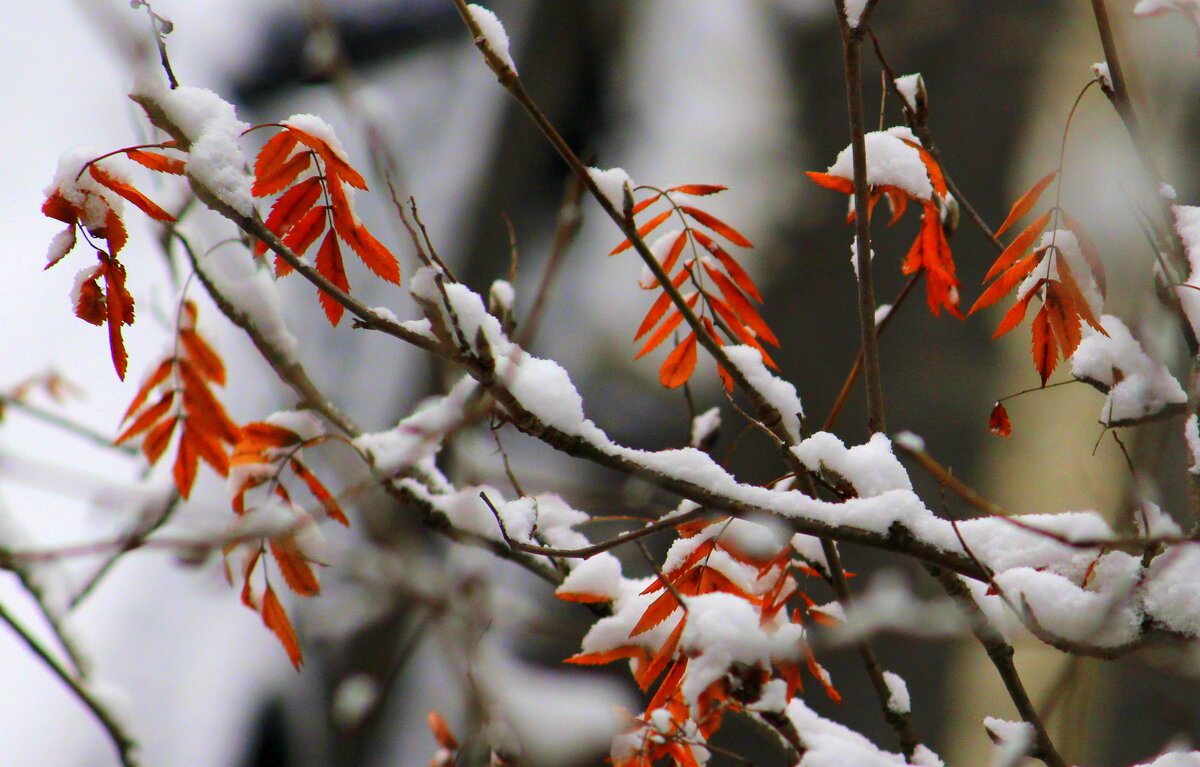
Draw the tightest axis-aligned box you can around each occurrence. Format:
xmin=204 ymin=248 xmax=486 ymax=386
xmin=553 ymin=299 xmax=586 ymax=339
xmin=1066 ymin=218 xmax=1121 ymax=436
xmin=613 ymin=185 xmax=777 ymax=390
xmin=250 ymin=123 xmax=400 ymax=325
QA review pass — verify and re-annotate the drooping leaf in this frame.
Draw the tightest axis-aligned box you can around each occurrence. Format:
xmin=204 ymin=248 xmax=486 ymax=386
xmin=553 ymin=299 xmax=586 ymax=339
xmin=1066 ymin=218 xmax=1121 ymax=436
xmin=314 ymin=231 xmax=350 ymax=326
xmin=634 ymin=292 xmax=700 ymax=359
xmin=189 ymin=424 xmax=232 ymax=476
xmin=102 ymin=255 xmax=134 ymax=379
xmin=691 ymin=230 xmax=762 ymax=302
xmin=996 ymin=170 xmax=1057 ymax=238
xmin=257 ymin=177 xmax=323 ymax=255
xmin=142 ymin=416 xmax=178 ymax=464
xmin=173 ymin=426 xmax=200 ymax=498
xmin=290 ymin=458 xmax=348 ymax=526
xmin=988 ymin=401 xmax=1012 ymax=437
xmin=668 ymin=184 xmax=727 ymax=197
xmin=122 ymin=358 xmax=174 ymax=421
xmin=74 ymin=269 xmax=107 ymax=326
xmin=288 ymin=128 xmax=368 ymax=191
xmin=262 ymin=585 xmax=304 ymax=669
xmin=179 ymin=328 xmax=226 ymax=386
xmin=428 ymin=711 xmax=459 ymax=751
xmin=806 ymin=171 xmax=855 ymax=195
xmin=1061 ymin=210 xmax=1106 ymax=299
xmin=702 ymin=264 xmax=779 ymax=346
xmin=1031 ymin=303 xmax=1057 ymax=385
xmin=270 ymin=537 xmax=321 ymax=597
xmin=659 ymin=332 xmax=699 ymax=389
xmin=969 ymin=248 xmax=1043 ymax=316
xmin=993 ymin=285 xmax=1039 ymax=338
xmin=89 ymin=166 xmax=175 ymax=222
xmin=279 ymin=205 xmax=328 ymax=271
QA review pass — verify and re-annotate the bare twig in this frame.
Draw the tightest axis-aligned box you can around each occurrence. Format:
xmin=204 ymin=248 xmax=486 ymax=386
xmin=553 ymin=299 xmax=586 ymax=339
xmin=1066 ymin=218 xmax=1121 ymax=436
xmin=0 ymin=601 xmax=139 ymax=766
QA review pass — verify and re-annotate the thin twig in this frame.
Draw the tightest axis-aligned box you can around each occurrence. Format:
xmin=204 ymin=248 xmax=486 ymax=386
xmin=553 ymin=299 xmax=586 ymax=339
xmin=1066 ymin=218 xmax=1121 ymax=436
xmin=0 ymin=601 xmax=139 ymax=766
xmin=0 ymin=396 xmax=136 ymax=455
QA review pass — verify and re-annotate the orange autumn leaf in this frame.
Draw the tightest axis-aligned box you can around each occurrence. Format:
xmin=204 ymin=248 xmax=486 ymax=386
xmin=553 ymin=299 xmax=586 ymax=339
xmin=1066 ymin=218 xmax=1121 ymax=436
xmin=315 ymin=231 xmax=350 ymax=326
xmin=88 ymin=166 xmax=175 ymax=223
xmin=610 ymin=209 xmax=674 ymax=256
xmin=253 ymin=130 xmax=301 ymax=190
xmin=253 ymin=150 xmax=312 ymax=198
xmin=290 ymin=457 xmax=348 ymax=526
xmin=180 ymin=327 xmax=226 ymax=385
xmin=124 ymin=148 xmax=185 ymax=175
xmin=428 ymin=711 xmax=459 ymax=751
xmin=635 ymin=267 xmax=692 ymax=340
xmin=270 ymin=537 xmax=321 ymax=597
xmin=680 ymin=206 xmax=752 ymax=247
xmin=996 ymin=170 xmax=1057 ymax=238
xmin=659 ymin=333 xmax=698 ymax=389
xmin=635 ymin=292 xmax=700 ymax=359
xmin=262 ymin=585 xmax=304 ymax=669
xmin=1031 ymin=302 xmax=1057 ymax=385
xmin=668 ymin=184 xmax=727 ymax=196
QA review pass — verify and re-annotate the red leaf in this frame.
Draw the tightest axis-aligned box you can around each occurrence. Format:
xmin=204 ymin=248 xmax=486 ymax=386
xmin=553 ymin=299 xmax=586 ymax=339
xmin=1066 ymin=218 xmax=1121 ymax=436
xmin=631 ymin=193 xmax=662 ymax=216
xmin=1061 ymin=210 xmax=1106 ymax=299
xmin=635 ymin=618 xmax=685 ymax=691
xmin=270 ymin=537 xmax=321 ymax=596
xmin=173 ymin=426 xmax=200 ymax=498
xmin=42 ymin=191 xmax=78 ymax=225
xmin=314 ymin=231 xmax=350 ymax=326
xmin=702 ymin=263 xmax=779 ymax=346
xmin=668 ymin=184 xmax=726 ymax=196
xmin=635 ymin=268 xmax=692 ymax=340
xmin=1031 ymin=303 xmax=1057 ymax=386
xmin=253 ymin=131 xmax=300 ymax=193
xmin=262 ymin=585 xmax=304 ymax=669
xmin=252 ymin=150 xmax=312 ymax=197
xmin=125 ymin=149 xmax=186 ymax=175
xmin=290 ymin=458 xmax=348 ymax=526
xmin=996 ymin=170 xmax=1057 ymax=238
xmin=348 ymin=223 xmax=401 ymax=285
xmin=563 ymin=646 xmax=646 ymax=666
xmin=692 ymin=230 xmax=762 ymax=302
xmin=257 ymin=177 xmax=322 ymax=255
xmin=288 ymin=128 xmax=368 ymax=190
xmin=100 ymin=208 xmax=127 ymax=258
xmin=188 ymin=423 xmax=231 ymax=476
xmin=74 ymin=268 xmax=106 ymax=326
xmin=806 ymin=171 xmax=855 ymax=195
xmin=988 ymin=401 xmax=1012 ymax=437
xmin=659 ymin=332 xmax=699 ymax=389
xmin=115 ymin=391 xmax=175 ymax=445
xmin=428 ymin=711 xmax=459 ymax=751
xmin=122 ymin=357 xmax=174 ymax=421
xmin=279 ymin=205 xmax=328 ymax=269
xmin=102 ymin=255 xmax=134 ymax=380
xmin=981 ymin=211 xmax=1052 ymax=286
xmin=180 ymin=328 xmax=226 ymax=385
xmin=680 ymin=206 xmax=752 ymax=247
xmin=969 ymin=248 xmax=1044 ymax=316
xmin=634 ymin=292 xmax=700 ymax=359
xmin=993 ymin=285 xmax=1039 ymax=338
xmin=142 ymin=416 xmax=177 ymax=464
xmin=177 ymin=360 xmax=240 ymax=445
xmin=89 ymin=166 xmax=175 ymax=222
xmin=609 ymin=209 xmax=675 ymax=256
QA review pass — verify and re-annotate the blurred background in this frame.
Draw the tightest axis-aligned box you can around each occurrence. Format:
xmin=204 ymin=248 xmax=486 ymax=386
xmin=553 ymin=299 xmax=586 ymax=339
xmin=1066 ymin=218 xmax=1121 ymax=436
xmin=3 ymin=1 xmax=1200 ymax=765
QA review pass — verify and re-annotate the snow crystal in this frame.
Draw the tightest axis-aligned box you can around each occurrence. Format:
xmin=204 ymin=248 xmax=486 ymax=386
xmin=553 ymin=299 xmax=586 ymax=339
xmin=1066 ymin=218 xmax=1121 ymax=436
xmin=266 ymin=410 xmax=325 ymax=442
xmin=1162 ymin=183 xmax=1179 ymax=200
xmin=588 ymin=166 xmax=632 ymax=213
xmin=831 ymin=571 xmax=965 ymax=643
xmin=489 ymin=279 xmax=515 ymax=313
xmin=1134 ymin=0 xmax=1200 ymax=17
xmin=1016 ymin=229 xmax=1104 ymax=317
xmin=503 ymin=355 xmax=589 ymax=434
xmin=369 ymin=306 xmax=398 ymax=324
xmin=721 ymin=516 xmax=790 ymax=563
xmin=680 ymin=592 xmax=800 ymax=705
xmin=1070 ymin=315 xmax=1185 ymax=426
xmin=881 ymin=671 xmax=910 ymax=715
xmin=1173 ymin=205 xmax=1200 ymax=340
xmin=1188 ymin=415 xmax=1200 ymax=475
xmin=786 ymin=698 xmax=913 ymax=767
xmin=1143 ymin=545 xmax=1200 ymax=637
xmin=467 ymin=4 xmax=517 ymax=72
xmin=198 ymin=242 xmax=299 ymax=358
xmin=332 ymin=674 xmax=379 ymax=729
xmin=826 ymin=128 xmax=933 ymax=201
xmin=843 ymin=0 xmax=869 ymax=27
xmin=874 ymin=303 xmax=892 ymax=325
xmin=355 ymin=376 xmax=479 ymax=476
xmin=47 ymin=147 xmax=126 ymax=232
xmin=792 ymin=432 xmax=911 ymax=497
xmin=747 ymin=678 xmax=789 ymax=714
xmin=1091 ymin=62 xmax=1112 ymax=89
xmin=724 ymin=345 xmax=804 ymax=442
xmin=1135 ymin=751 xmax=1200 ymax=767
xmin=639 ymin=229 xmax=685 ymax=289
xmin=894 ymin=73 xmax=923 ymax=112
xmin=690 ymin=406 xmax=721 ymax=448
xmin=1137 ymin=501 xmax=1183 ymax=539
xmin=893 ymin=431 xmax=925 ymax=452
xmin=984 ymin=717 xmax=1035 ymax=767
xmin=148 ymin=85 xmax=254 ymax=215
xmin=283 ymin=114 xmax=352 ymax=166
xmin=993 ymin=566 xmax=1141 ymax=647
xmin=556 ymin=552 xmax=623 ymax=601
xmin=911 ymin=745 xmax=946 ymax=767
xmin=480 ymin=645 xmax=626 ymax=767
